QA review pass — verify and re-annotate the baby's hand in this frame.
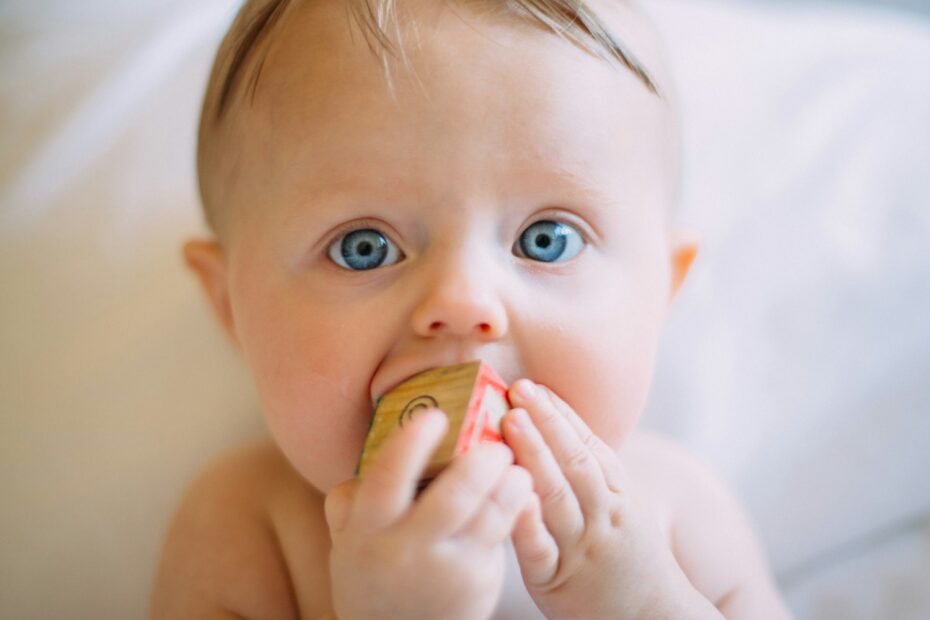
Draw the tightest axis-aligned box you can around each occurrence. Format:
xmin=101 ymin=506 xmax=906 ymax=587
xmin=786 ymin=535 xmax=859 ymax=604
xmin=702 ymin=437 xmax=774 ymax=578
xmin=504 ymin=381 xmax=723 ymax=620
xmin=325 ymin=409 xmax=534 ymax=620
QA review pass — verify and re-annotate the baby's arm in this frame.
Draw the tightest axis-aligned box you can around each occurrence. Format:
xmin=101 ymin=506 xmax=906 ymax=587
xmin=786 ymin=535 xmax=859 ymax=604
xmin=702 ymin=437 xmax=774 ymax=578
xmin=151 ymin=442 xmax=326 ymax=619
xmin=641 ymin=434 xmax=793 ymax=619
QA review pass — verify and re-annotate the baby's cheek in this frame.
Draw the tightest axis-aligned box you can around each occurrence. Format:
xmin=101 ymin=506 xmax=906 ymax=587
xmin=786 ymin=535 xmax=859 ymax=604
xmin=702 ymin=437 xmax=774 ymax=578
xmin=524 ymin=309 xmax=661 ymax=450
xmin=561 ymin=356 xmax=654 ymax=450
xmin=267 ymin=371 xmax=371 ymax=490
xmin=586 ymin=356 xmax=656 ymax=448
xmin=243 ymin=322 xmax=377 ymax=492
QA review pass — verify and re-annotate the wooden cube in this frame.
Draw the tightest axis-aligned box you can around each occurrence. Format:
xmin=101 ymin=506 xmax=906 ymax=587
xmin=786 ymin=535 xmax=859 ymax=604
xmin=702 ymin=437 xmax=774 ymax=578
xmin=357 ymin=361 xmax=510 ymax=484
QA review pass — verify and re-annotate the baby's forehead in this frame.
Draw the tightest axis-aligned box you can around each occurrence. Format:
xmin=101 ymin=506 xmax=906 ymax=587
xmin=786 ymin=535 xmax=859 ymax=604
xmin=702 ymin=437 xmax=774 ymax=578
xmin=206 ymin=0 xmax=663 ymax=122
xmin=197 ymin=0 xmax=675 ymax=238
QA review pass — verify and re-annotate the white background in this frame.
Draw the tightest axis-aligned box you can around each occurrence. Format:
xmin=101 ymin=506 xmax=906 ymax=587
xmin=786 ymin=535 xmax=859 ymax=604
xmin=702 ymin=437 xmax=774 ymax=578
xmin=1 ymin=0 xmax=928 ymax=617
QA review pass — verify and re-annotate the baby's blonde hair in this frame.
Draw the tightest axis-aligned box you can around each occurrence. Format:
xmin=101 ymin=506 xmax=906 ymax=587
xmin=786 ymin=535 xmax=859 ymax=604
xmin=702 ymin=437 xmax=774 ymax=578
xmin=198 ymin=0 xmax=662 ymax=237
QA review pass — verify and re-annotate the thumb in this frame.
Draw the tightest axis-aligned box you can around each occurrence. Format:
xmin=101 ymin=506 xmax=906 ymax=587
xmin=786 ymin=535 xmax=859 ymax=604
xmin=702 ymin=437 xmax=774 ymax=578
xmin=511 ymin=493 xmax=558 ymax=587
xmin=324 ymin=478 xmax=359 ymax=533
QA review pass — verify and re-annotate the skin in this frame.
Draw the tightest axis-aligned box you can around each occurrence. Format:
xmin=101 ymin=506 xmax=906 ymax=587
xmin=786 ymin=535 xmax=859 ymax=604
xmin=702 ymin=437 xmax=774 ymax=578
xmin=153 ymin=0 xmax=792 ymax=618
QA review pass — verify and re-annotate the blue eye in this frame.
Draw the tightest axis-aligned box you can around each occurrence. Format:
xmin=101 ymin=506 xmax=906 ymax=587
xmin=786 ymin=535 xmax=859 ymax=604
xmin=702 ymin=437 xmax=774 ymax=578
xmin=515 ymin=220 xmax=585 ymax=263
xmin=328 ymin=228 xmax=403 ymax=271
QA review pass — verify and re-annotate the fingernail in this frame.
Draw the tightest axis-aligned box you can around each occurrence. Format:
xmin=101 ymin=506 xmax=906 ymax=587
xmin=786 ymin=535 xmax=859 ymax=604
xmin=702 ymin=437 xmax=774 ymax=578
xmin=423 ymin=408 xmax=447 ymax=429
xmin=515 ymin=380 xmax=536 ymax=400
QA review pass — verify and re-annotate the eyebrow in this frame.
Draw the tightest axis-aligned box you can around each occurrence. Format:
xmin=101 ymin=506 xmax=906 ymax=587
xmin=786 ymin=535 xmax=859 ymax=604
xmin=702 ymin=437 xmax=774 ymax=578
xmin=519 ymin=159 xmax=607 ymax=196
xmin=214 ymin=0 xmax=659 ymax=120
xmin=293 ymin=160 xmax=612 ymax=207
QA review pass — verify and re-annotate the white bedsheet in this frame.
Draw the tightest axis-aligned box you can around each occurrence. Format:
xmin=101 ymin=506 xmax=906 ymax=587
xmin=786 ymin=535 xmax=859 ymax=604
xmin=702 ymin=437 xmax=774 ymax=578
xmin=1 ymin=0 xmax=928 ymax=617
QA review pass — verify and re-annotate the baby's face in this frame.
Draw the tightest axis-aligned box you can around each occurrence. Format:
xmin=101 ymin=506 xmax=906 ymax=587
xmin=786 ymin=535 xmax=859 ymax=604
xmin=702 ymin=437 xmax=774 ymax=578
xmin=199 ymin=0 xmax=690 ymax=493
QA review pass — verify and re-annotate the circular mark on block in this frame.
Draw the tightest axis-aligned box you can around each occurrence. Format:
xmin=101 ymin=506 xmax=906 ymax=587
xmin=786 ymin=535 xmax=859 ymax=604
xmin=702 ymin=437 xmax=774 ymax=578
xmin=399 ymin=395 xmax=439 ymax=428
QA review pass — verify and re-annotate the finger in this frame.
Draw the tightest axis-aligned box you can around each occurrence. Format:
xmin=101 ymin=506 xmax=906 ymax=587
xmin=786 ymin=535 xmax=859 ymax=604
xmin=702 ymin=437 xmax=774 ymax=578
xmin=509 ymin=380 xmax=608 ymax=514
xmin=537 ymin=385 xmax=630 ymax=494
xmin=456 ymin=465 xmax=534 ymax=546
xmin=324 ymin=478 xmax=360 ymax=534
xmin=407 ymin=441 xmax=515 ymax=540
xmin=352 ymin=408 xmax=449 ymax=531
xmin=511 ymin=492 xmax=559 ymax=587
xmin=503 ymin=407 xmax=585 ymax=547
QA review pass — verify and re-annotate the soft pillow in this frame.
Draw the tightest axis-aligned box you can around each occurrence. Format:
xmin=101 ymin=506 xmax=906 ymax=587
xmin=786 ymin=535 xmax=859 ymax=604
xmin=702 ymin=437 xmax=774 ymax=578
xmin=644 ymin=0 xmax=930 ymax=606
xmin=1 ymin=1 xmax=261 ymax=617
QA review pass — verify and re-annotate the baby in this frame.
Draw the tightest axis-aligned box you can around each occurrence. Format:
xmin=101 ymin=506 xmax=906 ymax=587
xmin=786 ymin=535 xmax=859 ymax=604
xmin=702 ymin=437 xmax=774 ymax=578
xmin=153 ymin=0 xmax=792 ymax=617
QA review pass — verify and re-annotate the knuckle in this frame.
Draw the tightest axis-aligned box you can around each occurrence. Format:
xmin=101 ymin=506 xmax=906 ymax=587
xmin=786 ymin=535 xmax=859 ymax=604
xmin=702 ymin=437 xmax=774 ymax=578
xmin=511 ymin=464 xmax=533 ymax=488
xmin=563 ymin=445 xmax=592 ymax=472
xmin=365 ymin=458 xmax=406 ymax=487
xmin=523 ymin=538 xmax=556 ymax=568
xmin=484 ymin=492 xmax=510 ymax=525
xmin=608 ymin=508 xmax=623 ymax=529
xmin=521 ymin=429 xmax=548 ymax=456
xmin=445 ymin=466 xmax=491 ymax=505
xmin=473 ymin=492 xmax=520 ymax=544
xmin=541 ymin=386 xmax=565 ymax=409
xmin=497 ymin=467 xmax=533 ymax=510
xmin=536 ymin=403 xmax=561 ymax=426
xmin=477 ymin=443 xmax=514 ymax=475
xmin=539 ymin=478 xmax=571 ymax=507
xmin=325 ymin=480 xmax=355 ymax=505
xmin=584 ymin=501 xmax=624 ymax=536
xmin=351 ymin=533 xmax=400 ymax=566
xmin=483 ymin=441 xmax=515 ymax=465
xmin=580 ymin=428 xmax=600 ymax=450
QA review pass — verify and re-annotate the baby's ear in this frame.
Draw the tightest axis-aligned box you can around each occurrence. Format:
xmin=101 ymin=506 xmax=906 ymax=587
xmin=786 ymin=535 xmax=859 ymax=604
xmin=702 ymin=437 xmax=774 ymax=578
xmin=182 ymin=239 xmax=241 ymax=353
xmin=668 ymin=230 xmax=699 ymax=302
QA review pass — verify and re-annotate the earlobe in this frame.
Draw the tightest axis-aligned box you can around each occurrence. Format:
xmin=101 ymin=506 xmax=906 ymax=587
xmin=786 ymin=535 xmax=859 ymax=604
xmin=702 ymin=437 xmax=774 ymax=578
xmin=669 ymin=231 xmax=699 ymax=302
xmin=182 ymin=239 xmax=240 ymax=351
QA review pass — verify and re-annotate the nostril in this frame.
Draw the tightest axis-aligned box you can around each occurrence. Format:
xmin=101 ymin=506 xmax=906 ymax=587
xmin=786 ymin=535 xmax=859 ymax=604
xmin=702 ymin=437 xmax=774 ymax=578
xmin=429 ymin=321 xmax=444 ymax=331
xmin=478 ymin=323 xmax=491 ymax=333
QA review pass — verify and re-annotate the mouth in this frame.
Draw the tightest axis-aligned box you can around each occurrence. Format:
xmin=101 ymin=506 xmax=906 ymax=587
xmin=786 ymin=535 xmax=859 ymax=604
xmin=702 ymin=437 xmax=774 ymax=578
xmin=371 ymin=359 xmax=475 ymax=407
xmin=369 ymin=351 xmax=517 ymax=407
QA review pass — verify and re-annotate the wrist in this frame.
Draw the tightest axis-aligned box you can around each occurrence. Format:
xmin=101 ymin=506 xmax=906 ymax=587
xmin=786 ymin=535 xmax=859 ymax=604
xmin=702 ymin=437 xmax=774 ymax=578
xmin=634 ymin=566 xmax=725 ymax=620
xmin=650 ymin=587 xmax=725 ymax=620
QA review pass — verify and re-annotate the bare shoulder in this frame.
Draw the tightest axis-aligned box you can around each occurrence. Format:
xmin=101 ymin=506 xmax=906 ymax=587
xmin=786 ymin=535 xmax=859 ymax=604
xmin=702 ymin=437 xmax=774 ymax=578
xmin=622 ymin=431 xmax=792 ymax=619
xmin=151 ymin=440 xmax=333 ymax=620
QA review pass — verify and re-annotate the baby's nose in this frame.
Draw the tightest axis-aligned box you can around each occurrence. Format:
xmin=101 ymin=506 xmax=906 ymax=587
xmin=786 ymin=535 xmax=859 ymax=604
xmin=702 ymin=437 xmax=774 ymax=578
xmin=410 ymin=272 xmax=508 ymax=340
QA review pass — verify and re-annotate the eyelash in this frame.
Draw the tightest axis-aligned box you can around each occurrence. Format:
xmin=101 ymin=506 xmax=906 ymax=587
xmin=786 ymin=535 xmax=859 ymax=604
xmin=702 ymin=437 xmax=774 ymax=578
xmin=325 ymin=215 xmax=590 ymax=271
xmin=326 ymin=219 xmax=405 ymax=272
xmin=513 ymin=217 xmax=588 ymax=263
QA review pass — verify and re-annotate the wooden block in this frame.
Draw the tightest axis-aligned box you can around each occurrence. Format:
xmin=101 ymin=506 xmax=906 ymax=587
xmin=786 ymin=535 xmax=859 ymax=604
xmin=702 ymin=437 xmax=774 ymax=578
xmin=357 ymin=361 xmax=510 ymax=484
